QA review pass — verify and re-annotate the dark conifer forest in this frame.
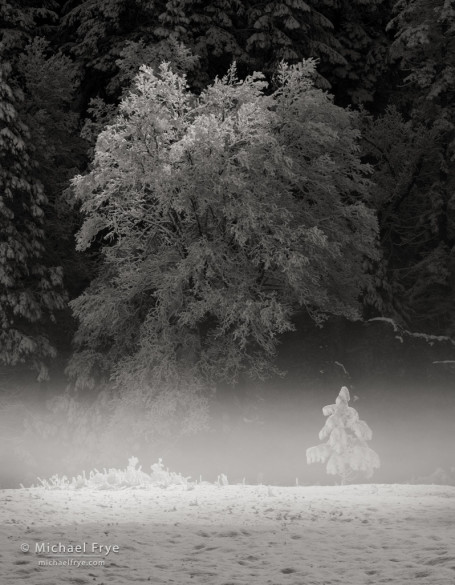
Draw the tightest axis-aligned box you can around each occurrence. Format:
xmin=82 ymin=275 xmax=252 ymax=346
xmin=1 ymin=0 xmax=454 ymax=487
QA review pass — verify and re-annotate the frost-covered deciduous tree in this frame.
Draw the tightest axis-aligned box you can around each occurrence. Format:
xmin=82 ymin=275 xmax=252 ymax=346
xmin=307 ymin=386 xmax=380 ymax=484
xmin=69 ymin=60 xmax=378 ymax=394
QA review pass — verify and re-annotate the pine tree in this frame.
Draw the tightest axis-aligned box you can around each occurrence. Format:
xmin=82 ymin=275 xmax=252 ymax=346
xmin=319 ymin=0 xmax=392 ymax=106
xmin=245 ymin=0 xmax=345 ymax=86
xmin=1 ymin=2 xmax=89 ymax=374
xmin=16 ymin=37 xmax=88 ymax=289
xmin=155 ymin=0 xmax=353 ymax=92
xmin=155 ymin=0 xmax=243 ymax=88
xmin=307 ymin=386 xmax=380 ymax=484
xmin=0 ymin=47 xmax=66 ymax=378
xmin=362 ymin=0 xmax=455 ymax=335
xmin=361 ymin=106 xmax=451 ymax=328
xmin=59 ymin=0 xmax=176 ymax=103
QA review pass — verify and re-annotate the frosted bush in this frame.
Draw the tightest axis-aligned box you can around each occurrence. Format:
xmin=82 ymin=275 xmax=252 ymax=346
xmin=34 ymin=457 xmax=190 ymax=490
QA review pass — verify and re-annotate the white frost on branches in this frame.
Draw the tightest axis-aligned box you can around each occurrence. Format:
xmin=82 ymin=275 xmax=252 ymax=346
xmin=368 ymin=317 xmax=455 ymax=346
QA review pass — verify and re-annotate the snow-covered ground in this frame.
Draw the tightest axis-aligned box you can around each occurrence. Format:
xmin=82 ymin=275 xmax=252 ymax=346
xmin=1 ymin=483 xmax=454 ymax=584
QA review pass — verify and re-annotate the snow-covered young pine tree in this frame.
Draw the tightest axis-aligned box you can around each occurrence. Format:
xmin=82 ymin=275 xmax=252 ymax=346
xmin=306 ymin=387 xmax=380 ymax=484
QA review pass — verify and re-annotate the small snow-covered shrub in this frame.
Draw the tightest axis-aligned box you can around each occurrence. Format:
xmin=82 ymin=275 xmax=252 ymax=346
xmin=34 ymin=457 xmax=190 ymax=490
xmin=306 ymin=386 xmax=380 ymax=484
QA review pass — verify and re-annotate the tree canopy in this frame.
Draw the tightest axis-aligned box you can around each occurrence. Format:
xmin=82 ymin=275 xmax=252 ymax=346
xmin=69 ymin=60 xmax=378 ymax=391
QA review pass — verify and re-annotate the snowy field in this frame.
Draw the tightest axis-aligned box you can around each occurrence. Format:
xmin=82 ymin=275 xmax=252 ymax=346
xmin=1 ymin=483 xmax=454 ymax=585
